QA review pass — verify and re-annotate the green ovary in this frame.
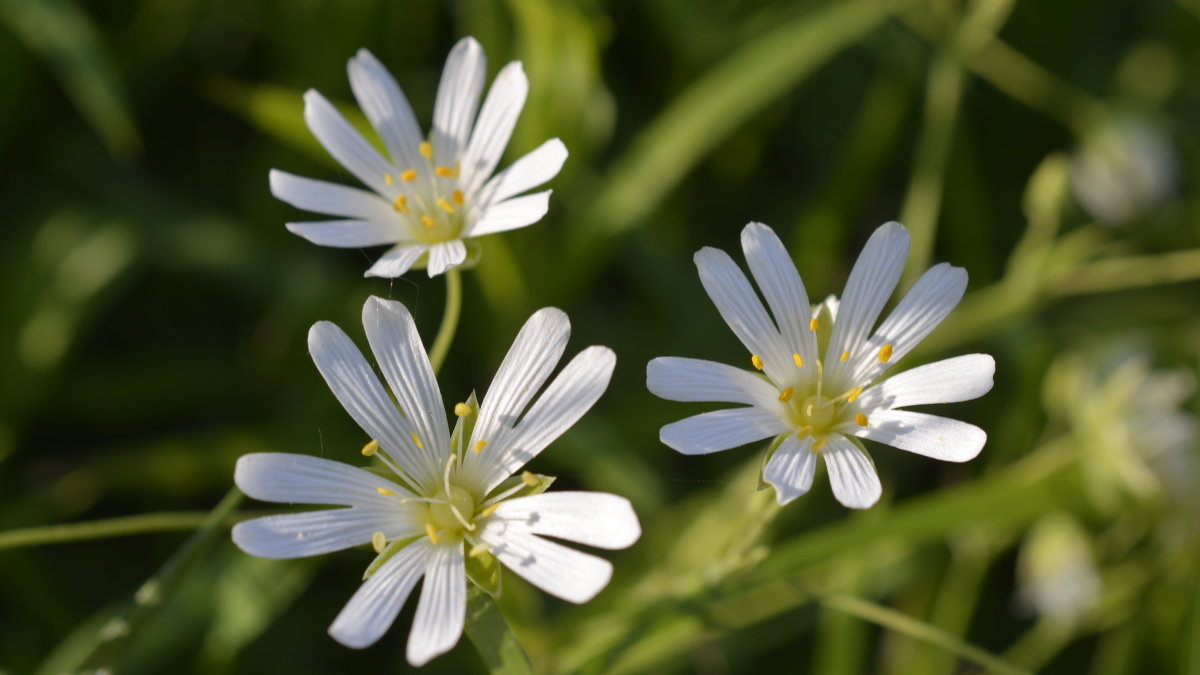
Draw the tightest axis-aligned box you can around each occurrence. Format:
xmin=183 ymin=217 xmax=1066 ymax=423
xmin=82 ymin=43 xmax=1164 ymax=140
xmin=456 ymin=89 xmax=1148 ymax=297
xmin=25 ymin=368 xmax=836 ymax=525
xmin=428 ymin=485 xmax=476 ymax=533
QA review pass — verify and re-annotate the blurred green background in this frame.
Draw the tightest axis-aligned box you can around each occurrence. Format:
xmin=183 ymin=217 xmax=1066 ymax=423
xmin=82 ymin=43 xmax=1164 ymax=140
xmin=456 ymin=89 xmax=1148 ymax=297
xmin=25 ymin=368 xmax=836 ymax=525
xmin=2 ymin=0 xmax=1199 ymax=673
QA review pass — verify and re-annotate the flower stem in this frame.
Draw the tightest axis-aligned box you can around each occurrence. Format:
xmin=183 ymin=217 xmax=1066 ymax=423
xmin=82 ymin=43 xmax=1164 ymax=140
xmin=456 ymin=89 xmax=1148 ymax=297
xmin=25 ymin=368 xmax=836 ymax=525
xmin=464 ymin=586 xmax=534 ymax=675
xmin=428 ymin=267 xmax=462 ymax=375
xmin=0 ymin=510 xmax=245 ymax=551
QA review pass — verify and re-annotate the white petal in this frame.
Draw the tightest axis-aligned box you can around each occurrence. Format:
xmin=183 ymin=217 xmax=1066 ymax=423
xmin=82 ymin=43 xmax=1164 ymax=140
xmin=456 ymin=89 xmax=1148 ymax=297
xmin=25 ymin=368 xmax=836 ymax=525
xmin=480 ymin=138 xmax=568 ymax=205
xmin=489 ymin=491 xmax=640 ymax=550
xmin=270 ymin=169 xmax=398 ymax=222
xmin=460 ymin=61 xmax=529 ymax=195
xmin=432 ymin=37 xmax=486 ymax=164
xmin=232 ymin=507 xmax=419 ymax=559
xmin=853 ymin=263 xmax=968 ymax=384
xmin=466 ymin=190 xmax=551 ymax=237
xmin=741 ymin=223 xmax=817 ymax=366
xmin=822 ymin=436 xmax=882 ymax=509
xmin=472 ymin=346 xmax=615 ymax=494
xmin=660 ymin=407 xmax=787 ymax=455
xmin=855 ymin=409 xmax=986 ymax=462
xmin=286 ymin=220 xmax=404 ymax=248
xmin=480 ymin=525 xmax=613 ymax=603
xmin=234 ymin=452 xmax=411 ymax=506
xmin=694 ymin=247 xmax=791 ymax=384
xmin=762 ymin=435 xmax=817 ymax=505
xmin=825 ymin=222 xmax=909 ymax=389
xmin=361 ymin=297 xmax=450 ymax=461
xmin=364 ymin=244 xmax=427 ymax=278
xmin=329 ymin=539 xmax=429 ymax=649
xmin=426 ymin=239 xmax=468 ymax=277
xmin=858 ymin=354 xmax=995 ymax=410
xmin=347 ymin=48 xmax=425 ymax=170
xmin=471 ymin=308 xmax=570 ymax=455
xmin=407 ymin=542 xmax=466 ymax=666
xmin=308 ymin=321 xmax=440 ymax=487
xmin=304 ymin=89 xmax=395 ymax=195
xmin=646 ymin=357 xmax=782 ymax=408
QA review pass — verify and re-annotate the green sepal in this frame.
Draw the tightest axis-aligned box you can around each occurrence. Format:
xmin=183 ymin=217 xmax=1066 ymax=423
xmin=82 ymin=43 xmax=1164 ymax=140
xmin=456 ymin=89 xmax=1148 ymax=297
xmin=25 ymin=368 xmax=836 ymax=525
xmin=465 ymin=550 xmax=503 ymax=598
xmin=488 ymin=471 xmax=556 ymax=502
xmin=757 ymin=434 xmax=789 ymax=491
xmin=363 ymin=536 xmax=420 ymax=580
xmin=450 ymin=391 xmax=481 ymax=456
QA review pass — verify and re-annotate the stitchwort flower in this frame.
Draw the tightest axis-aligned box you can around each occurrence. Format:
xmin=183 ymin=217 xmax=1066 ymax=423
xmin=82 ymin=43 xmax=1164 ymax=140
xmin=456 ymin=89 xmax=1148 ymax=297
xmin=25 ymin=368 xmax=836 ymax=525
xmin=271 ymin=37 xmax=567 ymax=277
xmin=232 ymin=297 xmax=639 ymax=665
xmin=648 ymin=222 xmax=994 ymax=509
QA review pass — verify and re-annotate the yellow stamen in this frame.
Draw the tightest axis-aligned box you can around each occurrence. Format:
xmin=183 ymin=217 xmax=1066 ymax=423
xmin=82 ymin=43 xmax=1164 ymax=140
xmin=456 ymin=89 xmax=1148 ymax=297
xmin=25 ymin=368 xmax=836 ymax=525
xmin=371 ymin=531 xmax=387 ymax=553
xmin=384 ymin=173 xmax=394 ymax=186
xmin=473 ymin=440 xmax=488 ymax=453
xmin=454 ymin=402 xmax=471 ymax=417
xmin=751 ymin=354 xmax=764 ymax=371
xmin=453 ymin=189 xmax=464 ymax=205
xmin=778 ymin=387 xmax=794 ymax=402
xmin=401 ymin=169 xmax=418 ymax=182
xmin=377 ymin=487 xmax=396 ymax=496
xmin=392 ymin=195 xmax=409 ymax=213
xmin=411 ymin=433 xmax=424 ymax=449
xmin=437 ymin=198 xmax=455 ymax=213
xmin=421 ymin=215 xmax=436 ymax=229
xmin=797 ymin=426 xmax=812 ymax=439
xmin=793 ymin=353 xmax=804 ymax=367
xmin=521 ymin=471 xmax=539 ymax=487
xmin=812 ymin=437 xmax=828 ymax=453
xmin=855 ymin=413 xmax=868 ymax=427
xmin=878 ymin=344 xmax=894 ymax=363
xmin=425 ymin=523 xmax=439 ymax=545
xmin=419 ymin=141 xmax=433 ymax=158
xmin=839 ymin=350 xmax=849 ymax=362
xmin=469 ymin=543 xmax=491 ymax=558
xmin=847 ymin=387 xmax=863 ymax=403
xmin=434 ymin=165 xmax=456 ymax=177
xmin=809 ymin=318 xmax=819 ymax=331
xmin=480 ymin=503 xmax=500 ymax=517
xmin=361 ymin=440 xmax=379 ymax=457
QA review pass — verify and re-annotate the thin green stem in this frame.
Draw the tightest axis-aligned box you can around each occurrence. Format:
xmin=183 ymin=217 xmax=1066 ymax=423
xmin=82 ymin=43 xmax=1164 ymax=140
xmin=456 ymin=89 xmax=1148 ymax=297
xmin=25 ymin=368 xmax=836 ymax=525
xmin=0 ymin=511 xmax=247 ymax=551
xmin=428 ymin=267 xmax=463 ymax=375
xmin=820 ymin=592 xmax=1032 ymax=675
xmin=464 ymin=587 xmax=534 ymax=675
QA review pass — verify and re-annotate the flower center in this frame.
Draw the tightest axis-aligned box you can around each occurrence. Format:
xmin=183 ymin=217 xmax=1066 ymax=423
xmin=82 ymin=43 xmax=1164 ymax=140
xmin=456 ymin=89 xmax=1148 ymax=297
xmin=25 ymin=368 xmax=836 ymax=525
xmin=428 ymin=485 xmax=476 ymax=534
xmin=384 ymin=141 xmax=466 ymax=244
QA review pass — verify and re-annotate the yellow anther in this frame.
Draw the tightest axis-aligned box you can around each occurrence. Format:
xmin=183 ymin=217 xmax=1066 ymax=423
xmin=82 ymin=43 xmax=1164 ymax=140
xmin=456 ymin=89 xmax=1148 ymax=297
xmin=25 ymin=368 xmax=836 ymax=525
xmin=401 ymin=169 xmax=418 ymax=182
xmin=809 ymin=318 xmax=819 ymax=331
xmin=419 ymin=141 xmax=433 ymax=158
xmin=434 ymin=165 xmax=456 ymax=177
xmin=811 ymin=437 xmax=828 ymax=453
xmin=855 ymin=413 xmax=868 ymax=427
xmin=361 ymin=440 xmax=379 ymax=457
xmin=371 ymin=531 xmax=387 ymax=554
xmin=847 ymin=387 xmax=863 ymax=403
xmin=751 ymin=354 xmax=764 ymax=371
xmin=454 ymin=402 xmax=471 ymax=417
xmin=778 ymin=387 xmax=794 ymax=402
xmin=411 ymin=433 xmax=424 ymax=449
xmin=468 ymin=543 xmax=491 ymax=558
xmin=437 ymin=198 xmax=455 ymax=213
xmin=421 ymin=215 xmax=436 ymax=229
xmin=384 ymin=173 xmax=394 ymax=186
xmin=840 ymin=350 xmax=849 ymax=362
xmin=797 ymin=426 xmax=812 ymax=439
xmin=425 ymin=523 xmax=439 ymax=545
xmin=521 ymin=471 xmax=540 ymax=487
xmin=480 ymin=503 xmax=500 ymax=517
xmin=392 ymin=195 xmax=409 ymax=213
xmin=878 ymin=344 xmax=894 ymax=363
xmin=473 ymin=440 xmax=488 ymax=453
xmin=453 ymin=189 xmax=464 ymax=205
xmin=793 ymin=353 xmax=804 ymax=367
xmin=377 ymin=487 xmax=396 ymax=496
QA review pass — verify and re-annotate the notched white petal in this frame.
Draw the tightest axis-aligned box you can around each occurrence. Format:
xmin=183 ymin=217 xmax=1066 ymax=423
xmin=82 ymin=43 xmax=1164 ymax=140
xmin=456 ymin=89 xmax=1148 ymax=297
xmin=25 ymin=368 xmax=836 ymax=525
xmin=491 ymin=491 xmax=641 ymax=550
xmin=855 ymin=409 xmax=987 ymax=462
xmin=660 ymin=408 xmax=787 ymax=455
xmin=762 ymin=435 xmax=817 ymax=505
xmin=481 ymin=526 xmax=614 ymax=604
xmin=407 ymin=543 xmax=466 ymax=666
xmin=822 ymin=436 xmax=882 ymax=509
xmin=329 ymin=539 xmax=429 ymax=649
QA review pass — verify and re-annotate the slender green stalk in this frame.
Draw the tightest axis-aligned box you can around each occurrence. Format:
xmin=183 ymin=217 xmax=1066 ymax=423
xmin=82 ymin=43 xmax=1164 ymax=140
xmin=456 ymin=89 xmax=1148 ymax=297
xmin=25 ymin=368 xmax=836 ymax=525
xmin=464 ymin=587 xmax=534 ymax=675
xmin=0 ymin=511 xmax=246 ymax=551
xmin=428 ymin=267 xmax=463 ymax=375
xmin=1052 ymin=247 xmax=1200 ymax=296
xmin=820 ymin=592 xmax=1032 ymax=675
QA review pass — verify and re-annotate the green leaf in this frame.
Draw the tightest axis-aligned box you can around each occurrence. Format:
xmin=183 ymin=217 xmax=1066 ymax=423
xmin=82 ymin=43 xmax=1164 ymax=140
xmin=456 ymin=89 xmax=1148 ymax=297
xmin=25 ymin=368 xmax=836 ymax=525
xmin=463 ymin=586 xmax=534 ymax=675
xmin=487 ymin=471 xmax=556 ymax=503
xmin=450 ymin=391 xmax=481 ymax=457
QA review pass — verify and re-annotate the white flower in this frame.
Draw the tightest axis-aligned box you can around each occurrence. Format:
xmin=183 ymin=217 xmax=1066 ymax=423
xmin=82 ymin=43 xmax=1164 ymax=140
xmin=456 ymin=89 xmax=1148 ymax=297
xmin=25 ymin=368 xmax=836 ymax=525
xmin=232 ymin=297 xmax=639 ymax=665
xmin=1070 ymin=117 xmax=1177 ymax=226
xmin=271 ymin=37 xmax=567 ymax=278
xmin=647 ymin=222 xmax=994 ymax=509
xmin=1018 ymin=513 xmax=1100 ymax=625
